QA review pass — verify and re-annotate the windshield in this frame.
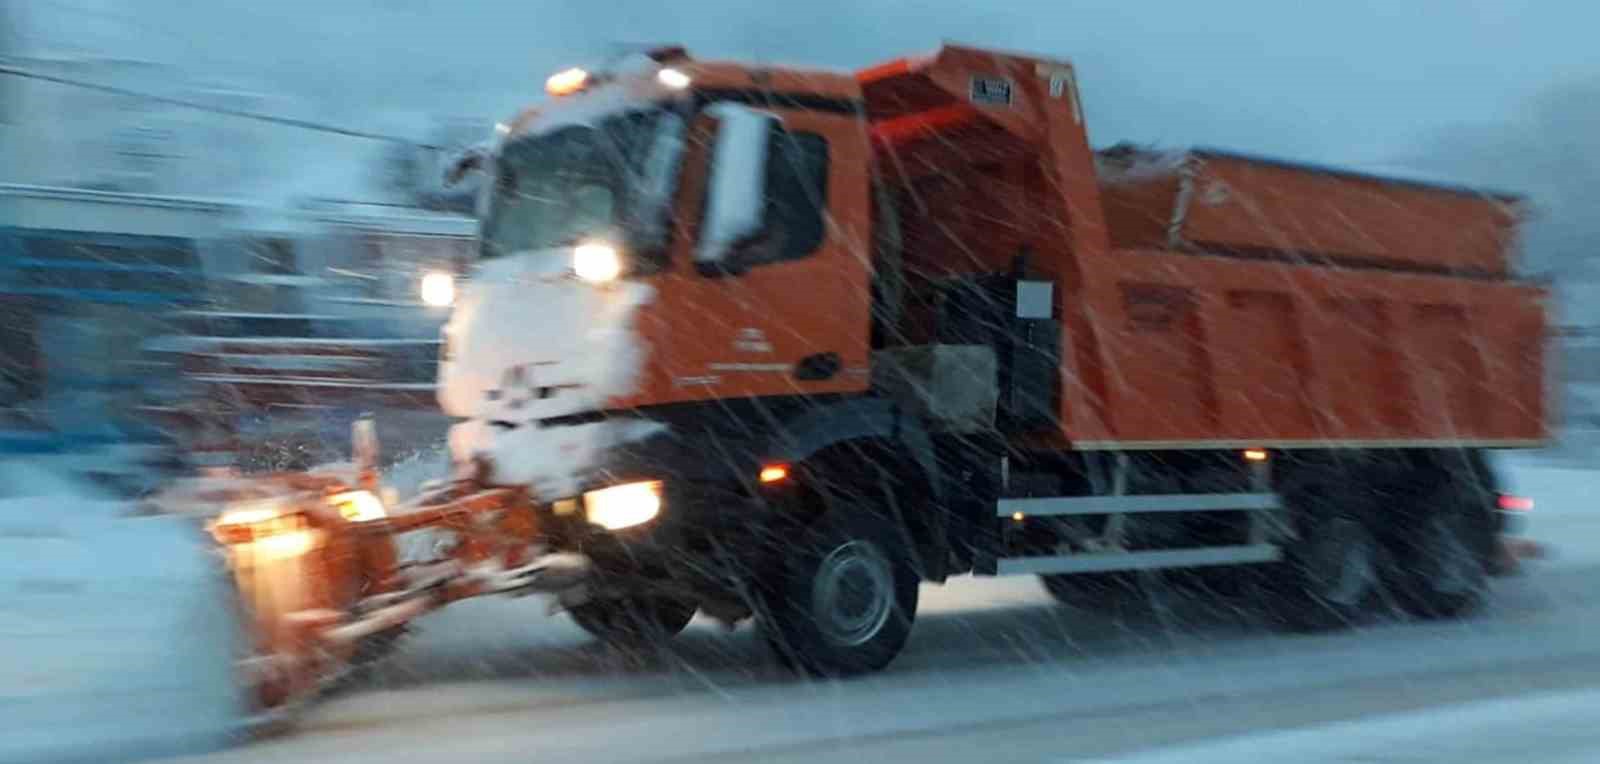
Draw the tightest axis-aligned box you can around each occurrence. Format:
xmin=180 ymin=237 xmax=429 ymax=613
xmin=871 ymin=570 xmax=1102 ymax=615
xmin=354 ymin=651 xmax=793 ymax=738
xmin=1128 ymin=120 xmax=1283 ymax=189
xmin=479 ymin=108 xmax=674 ymax=260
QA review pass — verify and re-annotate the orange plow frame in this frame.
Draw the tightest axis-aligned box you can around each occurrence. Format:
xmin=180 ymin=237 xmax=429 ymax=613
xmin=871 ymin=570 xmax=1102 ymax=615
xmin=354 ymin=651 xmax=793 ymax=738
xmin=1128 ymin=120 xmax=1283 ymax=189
xmin=153 ymin=420 xmax=587 ymax=725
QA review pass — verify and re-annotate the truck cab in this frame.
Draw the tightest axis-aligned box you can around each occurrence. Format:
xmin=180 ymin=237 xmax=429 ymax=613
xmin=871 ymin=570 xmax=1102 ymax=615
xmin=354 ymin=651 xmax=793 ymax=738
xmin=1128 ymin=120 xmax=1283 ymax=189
xmin=439 ymin=51 xmax=876 ymax=416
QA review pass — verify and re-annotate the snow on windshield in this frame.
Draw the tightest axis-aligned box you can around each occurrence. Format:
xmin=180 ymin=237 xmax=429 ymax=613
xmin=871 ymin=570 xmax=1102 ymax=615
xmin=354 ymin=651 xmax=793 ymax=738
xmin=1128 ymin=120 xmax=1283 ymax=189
xmin=522 ymin=81 xmax=662 ymax=138
xmin=481 ymin=108 xmax=674 ymax=258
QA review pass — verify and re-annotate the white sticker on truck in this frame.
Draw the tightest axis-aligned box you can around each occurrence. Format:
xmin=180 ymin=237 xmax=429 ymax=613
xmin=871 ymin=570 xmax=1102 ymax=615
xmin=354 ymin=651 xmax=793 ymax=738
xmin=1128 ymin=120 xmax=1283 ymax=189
xmin=970 ymin=76 xmax=1013 ymax=106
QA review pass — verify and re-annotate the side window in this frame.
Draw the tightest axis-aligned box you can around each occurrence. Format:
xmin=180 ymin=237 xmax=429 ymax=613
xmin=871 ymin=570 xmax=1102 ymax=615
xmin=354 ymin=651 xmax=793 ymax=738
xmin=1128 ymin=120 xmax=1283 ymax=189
xmin=760 ymin=128 xmax=829 ymax=264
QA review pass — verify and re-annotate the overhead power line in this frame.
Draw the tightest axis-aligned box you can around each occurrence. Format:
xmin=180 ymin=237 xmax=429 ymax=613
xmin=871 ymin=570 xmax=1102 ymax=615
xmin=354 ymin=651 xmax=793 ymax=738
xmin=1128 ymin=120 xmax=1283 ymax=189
xmin=0 ymin=63 xmax=444 ymax=149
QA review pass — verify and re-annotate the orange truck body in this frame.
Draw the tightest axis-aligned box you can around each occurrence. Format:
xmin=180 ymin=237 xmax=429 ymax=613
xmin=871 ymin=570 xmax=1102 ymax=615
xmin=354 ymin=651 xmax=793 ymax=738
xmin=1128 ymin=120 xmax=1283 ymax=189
xmin=171 ymin=45 xmax=1550 ymax=722
xmin=856 ymin=45 xmax=1547 ymax=450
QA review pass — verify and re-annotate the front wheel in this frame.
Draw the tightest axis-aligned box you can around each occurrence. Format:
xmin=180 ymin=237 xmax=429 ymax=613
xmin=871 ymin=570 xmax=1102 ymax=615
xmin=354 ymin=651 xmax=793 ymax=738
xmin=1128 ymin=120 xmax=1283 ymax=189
xmin=762 ymin=512 xmax=919 ymax=677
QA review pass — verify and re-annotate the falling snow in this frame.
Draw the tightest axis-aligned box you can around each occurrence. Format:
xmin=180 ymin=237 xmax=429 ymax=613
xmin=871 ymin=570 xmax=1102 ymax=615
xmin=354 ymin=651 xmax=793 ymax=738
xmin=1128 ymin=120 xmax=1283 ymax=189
xmin=0 ymin=3 xmax=1596 ymax=764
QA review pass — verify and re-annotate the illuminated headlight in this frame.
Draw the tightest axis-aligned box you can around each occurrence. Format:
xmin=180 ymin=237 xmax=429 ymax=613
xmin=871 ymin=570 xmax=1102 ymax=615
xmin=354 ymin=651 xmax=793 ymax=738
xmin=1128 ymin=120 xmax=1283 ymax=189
xmin=583 ymin=481 xmax=662 ymax=530
xmin=657 ymin=67 xmax=692 ymax=90
xmin=329 ymin=490 xmax=387 ymax=523
xmin=420 ymin=270 xmax=456 ymax=307
xmin=573 ymin=241 xmax=622 ymax=283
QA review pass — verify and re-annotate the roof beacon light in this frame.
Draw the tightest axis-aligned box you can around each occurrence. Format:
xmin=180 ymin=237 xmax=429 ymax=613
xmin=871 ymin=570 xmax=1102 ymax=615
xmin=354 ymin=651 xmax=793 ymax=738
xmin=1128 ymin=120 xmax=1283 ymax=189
xmin=547 ymin=67 xmax=590 ymax=96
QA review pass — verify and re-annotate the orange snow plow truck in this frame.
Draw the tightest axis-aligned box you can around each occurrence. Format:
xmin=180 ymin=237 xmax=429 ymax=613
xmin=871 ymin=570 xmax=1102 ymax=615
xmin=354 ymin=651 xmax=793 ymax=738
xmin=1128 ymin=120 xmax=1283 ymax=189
xmin=153 ymin=43 xmax=1548 ymax=721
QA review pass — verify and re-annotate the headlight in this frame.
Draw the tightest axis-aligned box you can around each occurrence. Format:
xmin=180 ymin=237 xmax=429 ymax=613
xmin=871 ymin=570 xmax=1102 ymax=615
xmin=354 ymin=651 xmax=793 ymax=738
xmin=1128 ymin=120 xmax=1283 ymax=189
xmin=573 ymin=241 xmax=622 ymax=283
xmin=420 ymin=270 xmax=456 ymax=307
xmin=657 ymin=67 xmax=692 ymax=89
xmin=330 ymin=490 xmax=387 ymax=523
xmin=583 ymin=481 xmax=662 ymax=530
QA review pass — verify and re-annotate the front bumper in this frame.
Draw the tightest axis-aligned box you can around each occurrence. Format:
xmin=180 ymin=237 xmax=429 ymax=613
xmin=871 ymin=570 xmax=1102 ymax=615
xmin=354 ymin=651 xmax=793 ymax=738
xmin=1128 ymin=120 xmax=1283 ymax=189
xmin=531 ymin=428 xmax=795 ymax=595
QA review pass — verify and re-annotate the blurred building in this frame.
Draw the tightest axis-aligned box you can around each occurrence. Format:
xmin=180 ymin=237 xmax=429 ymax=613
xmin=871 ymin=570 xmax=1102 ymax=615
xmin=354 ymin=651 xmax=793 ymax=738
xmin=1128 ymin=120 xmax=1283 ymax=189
xmin=0 ymin=3 xmax=482 ymax=472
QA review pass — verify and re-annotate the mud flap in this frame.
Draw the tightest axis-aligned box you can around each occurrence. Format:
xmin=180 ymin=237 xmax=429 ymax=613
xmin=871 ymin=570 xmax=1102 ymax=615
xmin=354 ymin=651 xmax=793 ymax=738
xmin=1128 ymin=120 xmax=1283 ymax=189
xmin=1491 ymin=537 xmax=1546 ymax=577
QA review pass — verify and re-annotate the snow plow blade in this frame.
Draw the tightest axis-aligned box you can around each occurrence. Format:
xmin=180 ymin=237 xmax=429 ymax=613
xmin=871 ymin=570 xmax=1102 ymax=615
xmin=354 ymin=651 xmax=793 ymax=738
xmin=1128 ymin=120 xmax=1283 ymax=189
xmin=148 ymin=418 xmax=590 ymax=728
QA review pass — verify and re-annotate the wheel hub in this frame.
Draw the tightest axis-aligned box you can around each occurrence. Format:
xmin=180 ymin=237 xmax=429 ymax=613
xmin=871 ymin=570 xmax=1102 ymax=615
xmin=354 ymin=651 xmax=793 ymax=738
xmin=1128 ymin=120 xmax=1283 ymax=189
xmin=812 ymin=540 xmax=895 ymax=647
xmin=1310 ymin=517 xmax=1377 ymax=607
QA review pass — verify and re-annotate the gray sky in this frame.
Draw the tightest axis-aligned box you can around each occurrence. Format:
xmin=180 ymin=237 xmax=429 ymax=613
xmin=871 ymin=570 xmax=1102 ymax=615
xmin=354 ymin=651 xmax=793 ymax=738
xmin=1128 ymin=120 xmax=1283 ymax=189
xmin=28 ymin=0 xmax=1599 ymax=170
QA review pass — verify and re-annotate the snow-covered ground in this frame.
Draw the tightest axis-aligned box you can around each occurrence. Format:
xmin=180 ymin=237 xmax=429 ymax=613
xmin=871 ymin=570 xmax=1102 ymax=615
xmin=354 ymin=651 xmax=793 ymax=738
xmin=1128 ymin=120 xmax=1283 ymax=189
xmin=1 ymin=447 xmax=1589 ymax=763
xmin=0 ymin=460 xmax=247 ymax=764
xmin=112 ymin=448 xmax=1593 ymax=764
xmin=1083 ymin=687 xmax=1600 ymax=763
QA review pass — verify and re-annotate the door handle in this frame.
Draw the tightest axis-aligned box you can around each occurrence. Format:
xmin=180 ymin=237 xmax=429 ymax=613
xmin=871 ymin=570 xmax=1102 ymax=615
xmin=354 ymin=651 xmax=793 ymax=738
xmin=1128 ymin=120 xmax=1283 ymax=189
xmin=794 ymin=352 xmax=840 ymax=381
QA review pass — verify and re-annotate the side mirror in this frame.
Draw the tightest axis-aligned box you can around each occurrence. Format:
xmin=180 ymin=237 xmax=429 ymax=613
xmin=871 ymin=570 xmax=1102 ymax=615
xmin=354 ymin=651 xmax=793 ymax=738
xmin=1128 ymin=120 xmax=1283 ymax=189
xmin=444 ymin=144 xmax=491 ymax=187
xmin=696 ymin=103 xmax=778 ymax=271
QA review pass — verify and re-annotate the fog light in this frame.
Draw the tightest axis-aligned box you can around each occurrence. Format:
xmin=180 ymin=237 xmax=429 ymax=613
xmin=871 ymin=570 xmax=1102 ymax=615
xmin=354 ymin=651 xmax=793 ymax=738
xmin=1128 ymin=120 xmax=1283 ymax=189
xmin=420 ymin=270 xmax=455 ymax=307
xmin=583 ymin=481 xmax=662 ymax=530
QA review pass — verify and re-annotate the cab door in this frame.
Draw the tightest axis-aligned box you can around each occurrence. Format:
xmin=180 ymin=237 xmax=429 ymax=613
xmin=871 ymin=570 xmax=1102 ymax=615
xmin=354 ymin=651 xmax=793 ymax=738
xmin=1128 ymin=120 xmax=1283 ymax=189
xmin=652 ymin=103 xmax=872 ymax=405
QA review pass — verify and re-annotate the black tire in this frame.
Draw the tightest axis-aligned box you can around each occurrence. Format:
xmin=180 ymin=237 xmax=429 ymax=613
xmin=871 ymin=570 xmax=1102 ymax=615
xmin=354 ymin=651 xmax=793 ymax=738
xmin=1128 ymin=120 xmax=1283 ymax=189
xmin=1383 ymin=458 xmax=1495 ymax=619
xmin=568 ymin=596 xmax=697 ymax=649
xmin=1039 ymin=572 xmax=1148 ymax=618
xmin=762 ymin=510 xmax=920 ymax=678
xmin=1260 ymin=459 xmax=1383 ymax=632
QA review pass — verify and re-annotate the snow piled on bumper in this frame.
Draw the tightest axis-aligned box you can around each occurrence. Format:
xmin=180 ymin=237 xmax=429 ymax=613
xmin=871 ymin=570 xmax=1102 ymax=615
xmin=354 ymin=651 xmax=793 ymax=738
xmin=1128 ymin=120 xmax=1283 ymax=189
xmin=438 ymin=252 xmax=662 ymax=498
xmin=449 ymin=417 xmax=665 ymax=499
xmin=0 ymin=460 xmax=247 ymax=763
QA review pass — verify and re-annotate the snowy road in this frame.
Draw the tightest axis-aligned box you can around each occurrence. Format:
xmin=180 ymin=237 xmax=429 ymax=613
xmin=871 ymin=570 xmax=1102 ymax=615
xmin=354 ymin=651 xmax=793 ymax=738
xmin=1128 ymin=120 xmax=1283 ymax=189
xmin=164 ymin=454 xmax=1598 ymax=764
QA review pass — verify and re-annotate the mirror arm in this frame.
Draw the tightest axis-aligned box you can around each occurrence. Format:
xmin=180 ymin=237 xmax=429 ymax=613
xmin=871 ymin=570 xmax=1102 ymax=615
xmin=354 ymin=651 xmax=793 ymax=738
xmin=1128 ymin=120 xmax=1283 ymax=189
xmin=444 ymin=146 xmax=490 ymax=187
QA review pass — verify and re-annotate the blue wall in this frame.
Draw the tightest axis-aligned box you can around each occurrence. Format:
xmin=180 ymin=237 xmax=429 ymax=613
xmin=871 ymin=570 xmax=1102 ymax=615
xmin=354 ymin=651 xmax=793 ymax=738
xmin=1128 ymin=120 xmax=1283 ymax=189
xmin=0 ymin=227 xmax=207 ymax=455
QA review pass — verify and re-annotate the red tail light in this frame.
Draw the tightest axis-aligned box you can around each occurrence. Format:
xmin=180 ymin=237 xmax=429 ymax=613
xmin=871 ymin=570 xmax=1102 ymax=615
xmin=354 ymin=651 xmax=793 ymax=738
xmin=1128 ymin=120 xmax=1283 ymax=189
xmin=1497 ymin=494 xmax=1534 ymax=512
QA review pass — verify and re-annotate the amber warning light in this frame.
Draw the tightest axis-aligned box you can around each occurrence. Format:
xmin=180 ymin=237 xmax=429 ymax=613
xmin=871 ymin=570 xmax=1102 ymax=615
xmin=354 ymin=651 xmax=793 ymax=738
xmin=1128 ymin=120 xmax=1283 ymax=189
xmin=546 ymin=67 xmax=590 ymax=96
xmin=759 ymin=465 xmax=790 ymax=484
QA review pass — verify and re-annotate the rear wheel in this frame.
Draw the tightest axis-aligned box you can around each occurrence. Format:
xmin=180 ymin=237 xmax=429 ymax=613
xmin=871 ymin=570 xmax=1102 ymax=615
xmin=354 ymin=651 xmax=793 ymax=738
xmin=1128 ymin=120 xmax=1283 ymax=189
xmin=762 ymin=510 xmax=919 ymax=677
xmin=1383 ymin=458 xmax=1495 ymax=619
xmin=1261 ymin=459 xmax=1383 ymax=632
xmin=568 ymin=596 xmax=697 ymax=649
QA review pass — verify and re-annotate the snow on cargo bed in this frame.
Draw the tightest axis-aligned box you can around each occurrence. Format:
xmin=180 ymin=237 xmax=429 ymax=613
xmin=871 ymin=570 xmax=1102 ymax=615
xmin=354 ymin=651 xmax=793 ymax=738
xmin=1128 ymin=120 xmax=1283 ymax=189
xmin=0 ymin=459 xmax=245 ymax=764
xmin=1094 ymin=143 xmax=1524 ymax=276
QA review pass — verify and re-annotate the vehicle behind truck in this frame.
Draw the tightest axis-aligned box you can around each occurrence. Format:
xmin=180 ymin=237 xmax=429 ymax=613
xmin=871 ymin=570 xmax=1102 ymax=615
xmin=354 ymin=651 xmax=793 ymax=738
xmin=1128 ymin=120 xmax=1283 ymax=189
xmin=166 ymin=42 xmax=1546 ymax=718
